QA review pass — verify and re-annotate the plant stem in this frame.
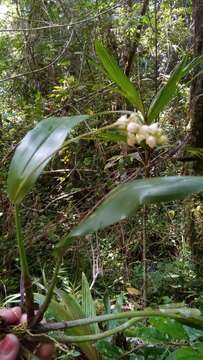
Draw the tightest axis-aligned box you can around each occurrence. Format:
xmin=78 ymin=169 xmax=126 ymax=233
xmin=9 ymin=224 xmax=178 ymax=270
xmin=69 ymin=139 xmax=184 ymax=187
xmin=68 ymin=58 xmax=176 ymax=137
xmin=62 ymin=123 xmax=117 ymax=150
xmin=30 ymin=255 xmax=62 ymax=327
xmin=32 ymin=308 xmax=203 ymax=333
xmin=14 ymin=205 xmax=34 ymax=323
xmin=142 ymin=204 xmax=147 ymax=308
xmin=142 ymin=149 xmax=151 ymax=308
xmin=52 ymin=318 xmax=140 ymax=343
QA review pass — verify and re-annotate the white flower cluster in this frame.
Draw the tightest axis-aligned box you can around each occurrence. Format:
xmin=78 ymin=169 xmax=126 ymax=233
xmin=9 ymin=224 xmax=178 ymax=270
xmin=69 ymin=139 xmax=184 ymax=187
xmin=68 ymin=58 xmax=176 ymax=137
xmin=116 ymin=112 xmax=168 ymax=148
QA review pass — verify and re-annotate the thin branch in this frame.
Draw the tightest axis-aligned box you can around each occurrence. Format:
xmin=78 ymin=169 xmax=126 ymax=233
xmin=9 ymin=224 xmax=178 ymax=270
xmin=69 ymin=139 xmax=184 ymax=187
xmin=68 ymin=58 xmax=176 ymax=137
xmin=125 ymin=0 xmax=150 ymax=76
xmin=0 ymin=4 xmax=122 ymax=33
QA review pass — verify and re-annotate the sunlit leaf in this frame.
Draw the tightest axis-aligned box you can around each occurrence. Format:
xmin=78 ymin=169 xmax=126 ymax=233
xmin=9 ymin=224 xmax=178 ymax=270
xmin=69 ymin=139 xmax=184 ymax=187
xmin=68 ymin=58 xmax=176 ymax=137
xmin=126 ymin=287 xmax=141 ymax=296
xmin=95 ymin=41 xmax=144 ymax=114
xmin=7 ymin=116 xmax=88 ymax=204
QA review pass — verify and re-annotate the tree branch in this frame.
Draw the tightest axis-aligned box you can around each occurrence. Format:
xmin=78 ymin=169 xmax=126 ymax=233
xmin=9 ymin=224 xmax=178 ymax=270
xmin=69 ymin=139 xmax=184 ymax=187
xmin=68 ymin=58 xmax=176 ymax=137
xmin=0 ymin=4 xmax=122 ymax=33
xmin=125 ymin=0 xmax=149 ymax=76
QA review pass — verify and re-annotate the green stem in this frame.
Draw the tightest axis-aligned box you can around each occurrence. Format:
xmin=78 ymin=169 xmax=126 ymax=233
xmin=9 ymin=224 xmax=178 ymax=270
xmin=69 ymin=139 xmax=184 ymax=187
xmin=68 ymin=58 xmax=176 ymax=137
xmin=62 ymin=123 xmax=117 ymax=150
xmin=14 ymin=205 xmax=34 ymax=323
xmin=142 ymin=204 xmax=147 ymax=308
xmin=52 ymin=318 xmax=140 ymax=343
xmin=31 ymin=255 xmax=62 ymax=327
xmin=34 ymin=308 xmax=203 ymax=333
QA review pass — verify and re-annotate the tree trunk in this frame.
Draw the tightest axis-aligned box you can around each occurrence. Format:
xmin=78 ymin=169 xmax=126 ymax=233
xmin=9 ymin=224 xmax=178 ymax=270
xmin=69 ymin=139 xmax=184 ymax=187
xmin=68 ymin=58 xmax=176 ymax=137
xmin=188 ymin=0 xmax=203 ymax=272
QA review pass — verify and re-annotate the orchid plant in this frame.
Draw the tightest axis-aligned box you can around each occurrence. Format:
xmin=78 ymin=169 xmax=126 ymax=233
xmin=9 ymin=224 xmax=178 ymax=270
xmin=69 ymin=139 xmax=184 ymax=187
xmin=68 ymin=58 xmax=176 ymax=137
xmin=3 ymin=41 xmax=203 ymax=359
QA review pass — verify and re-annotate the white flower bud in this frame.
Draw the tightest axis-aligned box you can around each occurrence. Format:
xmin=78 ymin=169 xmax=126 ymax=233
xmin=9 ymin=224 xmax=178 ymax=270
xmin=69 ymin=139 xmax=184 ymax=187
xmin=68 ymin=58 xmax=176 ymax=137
xmin=140 ymin=125 xmax=150 ymax=137
xmin=137 ymin=111 xmax=144 ymax=123
xmin=136 ymin=133 xmax=145 ymax=144
xmin=129 ymin=112 xmax=143 ymax=125
xmin=155 ymin=128 xmax=163 ymax=138
xmin=127 ymin=121 xmax=140 ymax=133
xmin=128 ymin=113 xmax=137 ymax=121
xmin=116 ymin=115 xmax=129 ymax=129
xmin=127 ymin=133 xmax=137 ymax=146
xmin=149 ymin=123 xmax=159 ymax=135
xmin=146 ymin=135 xmax=156 ymax=148
xmin=149 ymin=123 xmax=158 ymax=130
xmin=158 ymin=135 xmax=168 ymax=145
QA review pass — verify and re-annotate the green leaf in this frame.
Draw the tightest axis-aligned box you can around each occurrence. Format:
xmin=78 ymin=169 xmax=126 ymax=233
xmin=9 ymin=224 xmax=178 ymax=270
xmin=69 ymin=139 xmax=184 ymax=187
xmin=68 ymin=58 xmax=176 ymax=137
xmin=147 ymin=57 xmax=187 ymax=123
xmin=166 ymin=343 xmax=203 ymax=360
xmin=124 ymin=325 xmax=168 ymax=343
xmin=95 ymin=41 xmax=144 ymax=114
xmin=96 ymin=340 xmax=124 ymax=360
xmin=35 ymin=292 xmax=100 ymax=360
xmin=182 ymin=55 xmax=203 ymax=78
xmin=57 ymin=176 xmax=203 ymax=252
xmin=149 ymin=317 xmax=189 ymax=340
xmin=7 ymin=115 xmax=88 ymax=204
xmin=103 ymin=292 xmax=114 ymax=331
xmin=184 ymin=326 xmax=203 ymax=341
xmin=72 ymin=176 xmax=203 ymax=236
xmin=82 ymin=273 xmax=100 ymax=334
xmin=185 ymin=146 xmax=203 ymax=157
xmin=98 ymin=129 xmax=127 ymax=143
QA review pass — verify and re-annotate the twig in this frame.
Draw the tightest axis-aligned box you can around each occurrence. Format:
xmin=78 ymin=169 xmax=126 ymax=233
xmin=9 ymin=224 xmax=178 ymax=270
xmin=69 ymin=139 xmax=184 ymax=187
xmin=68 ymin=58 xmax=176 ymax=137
xmin=0 ymin=4 xmax=122 ymax=33
xmin=125 ymin=0 xmax=150 ymax=76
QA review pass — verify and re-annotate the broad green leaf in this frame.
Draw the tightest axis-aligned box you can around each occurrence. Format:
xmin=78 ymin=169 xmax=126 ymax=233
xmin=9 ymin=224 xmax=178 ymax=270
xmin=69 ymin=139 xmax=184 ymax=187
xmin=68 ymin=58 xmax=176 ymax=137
xmin=95 ymin=41 xmax=144 ymax=114
xmin=61 ymin=177 xmax=203 ymax=243
xmin=149 ymin=317 xmax=189 ymax=340
xmin=166 ymin=343 xmax=203 ymax=360
xmin=35 ymin=293 xmax=100 ymax=360
xmin=58 ymin=291 xmax=100 ymax=359
xmin=147 ymin=57 xmax=187 ymax=123
xmin=82 ymin=273 xmax=100 ymax=334
xmin=7 ymin=115 xmax=88 ymax=204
